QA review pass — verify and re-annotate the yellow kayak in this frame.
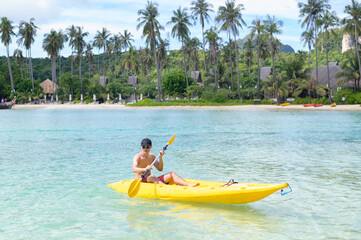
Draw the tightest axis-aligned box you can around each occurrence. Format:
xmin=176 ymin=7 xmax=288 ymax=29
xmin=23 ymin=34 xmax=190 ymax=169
xmin=281 ymin=103 xmax=290 ymax=106
xmin=108 ymin=179 xmax=291 ymax=204
xmin=331 ymin=103 xmax=336 ymax=107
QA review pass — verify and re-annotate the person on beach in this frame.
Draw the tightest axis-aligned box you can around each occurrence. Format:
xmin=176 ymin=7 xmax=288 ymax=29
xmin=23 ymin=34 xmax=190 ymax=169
xmin=132 ymin=138 xmax=199 ymax=187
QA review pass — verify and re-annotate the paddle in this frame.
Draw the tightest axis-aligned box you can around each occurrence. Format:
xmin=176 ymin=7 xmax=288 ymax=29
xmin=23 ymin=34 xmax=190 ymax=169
xmin=127 ymin=134 xmax=176 ymax=198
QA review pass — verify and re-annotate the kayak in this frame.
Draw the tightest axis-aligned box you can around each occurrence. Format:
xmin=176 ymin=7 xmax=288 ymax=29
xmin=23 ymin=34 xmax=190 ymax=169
xmin=304 ymin=103 xmax=315 ymax=107
xmin=108 ymin=179 xmax=291 ymax=204
xmin=314 ymin=104 xmax=323 ymax=107
xmin=331 ymin=103 xmax=336 ymax=107
xmin=280 ymin=103 xmax=290 ymax=106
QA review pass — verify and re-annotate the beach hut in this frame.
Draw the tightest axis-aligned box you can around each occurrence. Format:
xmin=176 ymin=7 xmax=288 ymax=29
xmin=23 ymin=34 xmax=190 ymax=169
xmin=40 ymin=79 xmax=58 ymax=94
xmin=190 ymin=71 xmax=202 ymax=85
xmin=311 ymin=62 xmax=353 ymax=89
xmin=260 ymin=67 xmax=272 ymax=82
xmin=128 ymin=76 xmax=139 ymax=85
xmin=99 ymin=77 xmax=108 ymax=86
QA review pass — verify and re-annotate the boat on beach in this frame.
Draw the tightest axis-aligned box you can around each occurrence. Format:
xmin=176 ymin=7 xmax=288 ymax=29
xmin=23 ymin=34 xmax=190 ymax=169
xmin=0 ymin=102 xmax=13 ymax=109
xmin=108 ymin=179 xmax=291 ymax=204
xmin=304 ymin=103 xmax=315 ymax=107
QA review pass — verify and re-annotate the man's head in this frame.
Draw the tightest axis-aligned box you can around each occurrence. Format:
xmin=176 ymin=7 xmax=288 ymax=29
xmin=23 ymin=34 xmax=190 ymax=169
xmin=141 ymin=138 xmax=152 ymax=152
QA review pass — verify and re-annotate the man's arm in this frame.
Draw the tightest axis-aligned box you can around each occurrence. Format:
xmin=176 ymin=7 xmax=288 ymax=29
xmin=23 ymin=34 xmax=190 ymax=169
xmin=154 ymin=150 xmax=164 ymax=171
xmin=132 ymin=154 xmax=151 ymax=173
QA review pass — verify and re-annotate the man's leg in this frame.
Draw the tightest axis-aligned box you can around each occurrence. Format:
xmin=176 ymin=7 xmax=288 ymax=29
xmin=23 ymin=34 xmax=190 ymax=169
xmin=162 ymin=172 xmax=199 ymax=187
xmin=146 ymin=175 xmax=165 ymax=184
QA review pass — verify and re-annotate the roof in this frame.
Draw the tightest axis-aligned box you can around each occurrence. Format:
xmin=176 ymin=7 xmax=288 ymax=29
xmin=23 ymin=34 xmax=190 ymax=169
xmin=260 ymin=67 xmax=272 ymax=82
xmin=40 ymin=79 xmax=58 ymax=94
xmin=311 ymin=62 xmax=353 ymax=88
xmin=99 ymin=77 xmax=108 ymax=86
xmin=190 ymin=71 xmax=202 ymax=83
xmin=128 ymin=76 xmax=139 ymax=85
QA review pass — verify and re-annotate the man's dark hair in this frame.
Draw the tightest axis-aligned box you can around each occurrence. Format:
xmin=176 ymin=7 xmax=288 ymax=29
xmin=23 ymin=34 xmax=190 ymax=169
xmin=141 ymin=138 xmax=152 ymax=146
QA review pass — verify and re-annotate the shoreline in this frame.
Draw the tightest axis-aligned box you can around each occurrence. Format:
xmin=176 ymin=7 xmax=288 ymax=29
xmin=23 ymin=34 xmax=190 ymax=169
xmin=11 ymin=104 xmax=361 ymax=111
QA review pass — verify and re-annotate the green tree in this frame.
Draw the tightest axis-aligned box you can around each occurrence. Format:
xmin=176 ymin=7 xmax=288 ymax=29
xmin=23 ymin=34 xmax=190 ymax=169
xmin=66 ymin=25 xmax=77 ymax=81
xmin=162 ymin=71 xmax=187 ymax=96
xmin=243 ymin=38 xmax=254 ymax=76
xmin=94 ymin=27 xmax=111 ymax=77
xmin=137 ymin=1 xmax=164 ymax=101
xmin=191 ymin=0 xmax=214 ymax=74
xmin=0 ymin=17 xmax=15 ymax=93
xmin=300 ymin=29 xmax=314 ymax=70
xmin=249 ymin=18 xmax=264 ymax=99
xmin=264 ymin=15 xmax=283 ymax=103
xmin=298 ymin=0 xmax=331 ymax=87
xmin=341 ymin=0 xmax=361 ymax=92
xmin=293 ymin=77 xmax=327 ymax=103
xmin=17 ymin=18 xmax=38 ymax=90
xmin=43 ymin=30 xmax=63 ymax=100
xmin=120 ymin=30 xmax=134 ymax=81
xmin=85 ymin=43 xmax=94 ymax=84
xmin=317 ymin=10 xmax=339 ymax=100
xmin=70 ymin=26 xmax=88 ymax=98
xmin=168 ymin=7 xmax=192 ymax=88
xmin=13 ymin=49 xmax=24 ymax=79
xmin=216 ymin=0 xmax=247 ymax=100
xmin=336 ymin=53 xmax=360 ymax=91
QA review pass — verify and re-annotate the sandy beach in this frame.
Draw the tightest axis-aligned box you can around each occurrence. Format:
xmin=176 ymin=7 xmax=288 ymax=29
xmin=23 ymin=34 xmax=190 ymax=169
xmin=12 ymin=104 xmax=361 ymax=111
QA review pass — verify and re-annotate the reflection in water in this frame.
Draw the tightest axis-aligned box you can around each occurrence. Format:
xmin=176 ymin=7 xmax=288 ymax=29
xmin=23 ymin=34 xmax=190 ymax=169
xmin=121 ymin=197 xmax=281 ymax=238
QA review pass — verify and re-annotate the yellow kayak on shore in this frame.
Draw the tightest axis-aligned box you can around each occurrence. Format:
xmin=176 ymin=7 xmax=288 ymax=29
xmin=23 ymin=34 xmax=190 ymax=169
xmin=331 ymin=103 xmax=336 ymax=107
xmin=281 ymin=103 xmax=290 ymax=106
xmin=108 ymin=179 xmax=291 ymax=204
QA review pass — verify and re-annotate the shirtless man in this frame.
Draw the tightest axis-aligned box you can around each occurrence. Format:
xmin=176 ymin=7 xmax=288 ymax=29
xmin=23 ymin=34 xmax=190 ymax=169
xmin=132 ymin=138 xmax=199 ymax=187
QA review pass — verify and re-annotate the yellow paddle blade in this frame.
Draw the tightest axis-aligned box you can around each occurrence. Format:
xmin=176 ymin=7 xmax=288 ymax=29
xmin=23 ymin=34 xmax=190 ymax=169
xmin=128 ymin=178 xmax=142 ymax=198
xmin=167 ymin=133 xmax=176 ymax=145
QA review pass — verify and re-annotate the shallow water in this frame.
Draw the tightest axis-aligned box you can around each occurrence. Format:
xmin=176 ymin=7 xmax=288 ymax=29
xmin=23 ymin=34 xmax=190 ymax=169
xmin=0 ymin=109 xmax=360 ymax=239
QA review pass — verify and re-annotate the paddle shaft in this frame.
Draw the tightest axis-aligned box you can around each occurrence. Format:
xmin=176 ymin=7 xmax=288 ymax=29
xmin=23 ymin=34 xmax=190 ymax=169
xmin=140 ymin=145 xmax=169 ymax=180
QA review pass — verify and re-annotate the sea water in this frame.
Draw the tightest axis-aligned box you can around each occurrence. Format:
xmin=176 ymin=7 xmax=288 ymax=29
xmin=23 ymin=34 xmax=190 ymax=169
xmin=0 ymin=108 xmax=360 ymax=239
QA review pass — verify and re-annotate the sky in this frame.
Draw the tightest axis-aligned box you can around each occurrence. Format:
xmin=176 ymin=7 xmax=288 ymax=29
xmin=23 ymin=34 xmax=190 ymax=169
xmin=0 ymin=0 xmax=349 ymax=58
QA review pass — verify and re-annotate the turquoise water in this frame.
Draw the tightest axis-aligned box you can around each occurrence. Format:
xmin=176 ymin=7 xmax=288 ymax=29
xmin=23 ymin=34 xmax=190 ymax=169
xmin=1 ymin=108 xmax=360 ymax=239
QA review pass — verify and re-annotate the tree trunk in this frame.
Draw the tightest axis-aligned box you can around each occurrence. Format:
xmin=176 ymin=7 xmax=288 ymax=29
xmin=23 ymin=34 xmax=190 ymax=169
xmin=153 ymin=40 xmax=162 ymax=101
xmin=272 ymin=42 xmax=279 ymax=104
xmin=202 ymin=26 xmax=207 ymax=74
xmin=29 ymin=48 xmax=34 ymax=91
xmin=181 ymin=39 xmax=189 ymax=87
xmin=71 ymin=54 xmax=74 ymax=81
xmin=59 ymin=54 xmax=62 ymax=88
xmin=214 ymin=52 xmax=217 ymax=88
xmin=97 ymin=50 xmax=100 ymax=75
xmin=308 ymin=45 xmax=311 ymax=70
xmin=103 ymin=47 xmax=106 ymax=78
xmin=89 ymin=59 xmax=91 ymax=83
xmin=6 ymin=45 xmax=15 ymax=93
xmin=229 ymin=42 xmax=234 ymax=100
xmin=315 ymin=27 xmax=319 ymax=98
xmin=79 ymin=55 xmax=83 ymax=98
xmin=257 ymin=34 xmax=260 ymax=99
xmin=20 ymin=62 xmax=23 ymax=79
xmin=52 ymin=55 xmax=57 ymax=99
xmin=325 ymin=36 xmax=331 ymax=102
xmin=354 ymin=21 xmax=361 ymax=93
xmin=234 ymin=34 xmax=241 ymax=100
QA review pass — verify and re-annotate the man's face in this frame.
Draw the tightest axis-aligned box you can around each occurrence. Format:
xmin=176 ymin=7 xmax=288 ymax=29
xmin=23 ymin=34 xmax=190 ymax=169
xmin=141 ymin=145 xmax=152 ymax=153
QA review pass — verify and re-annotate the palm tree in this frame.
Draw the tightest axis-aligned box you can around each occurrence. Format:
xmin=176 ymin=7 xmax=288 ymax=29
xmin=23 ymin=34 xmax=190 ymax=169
xmin=142 ymin=47 xmax=154 ymax=83
xmin=111 ymin=34 xmax=122 ymax=80
xmin=190 ymin=37 xmax=201 ymax=72
xmin=13 ymin=49 xmax=24 ymax=79
xmin=137 ymin=1 xmax=164 ymax=101
xmin=205 ymin=27 xmax=222 ymax=88
xmin=58 ymin=30 xmax=68 ymax=88
xmin=336 ymin=53 xmax=360 ymax=91
xmin=223 ymin=40 xmax=235 ymax=99
xmin=317 ymin=10 xmax=339 ymax=100
xmin=43 ymin=30 xmax=63 ymax=100
xmin=120 ymin=30 xmax=134 ymax=81
xmin=17 ymin=18 xmax=38 ymax=90
xmin=342 ymin=0 xmax=361 ymax=92
xmin=293 ymin=77 xmax=327 ymax=103
xmin=262 ymin=75 xmax=289 ymax=100
xmin=259 ymin=36 xmax=270 ymax=67
xmin=263 ymin=15 xmax=283 ymax=104
xmin=122 ymin=46 xmax=139 ymax=76
xmin=243 ymin=38 xmax=254 ymax=76
xmin=216 ymin=0 xmax=247 ymax=100
xmin=300 ymin=29 xmax=314 ymax=70
xmin=85 ymin=43 xmax=94 ymax=84
xmin=94 ymin=28 xmax=111 ymax=77
xmin=0 ymin=17 xmax=15 ymax=94
xmin=298 ymin=0 xmax=331 ymax=87
xmin=249 ymin=18 xmax=264 ymax=99
xmin=191 ymin=0 xmax=213 ymax=74
xmin=66 ymin=25 xmax=77 ymax=81
xmin=70 ymin=26 xmax=88 ymax=99
xmin=168 ymin=7 xmax=192 ymax=88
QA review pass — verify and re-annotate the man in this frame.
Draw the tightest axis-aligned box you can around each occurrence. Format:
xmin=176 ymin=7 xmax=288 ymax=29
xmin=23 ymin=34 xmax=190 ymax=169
xmin=132 ymin=138 xmax=199 ymax=187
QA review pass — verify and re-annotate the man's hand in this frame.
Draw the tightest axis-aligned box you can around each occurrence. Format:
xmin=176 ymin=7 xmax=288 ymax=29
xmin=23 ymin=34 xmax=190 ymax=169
xmin=159 ymin=150 xmax=165 ymax=156
xmin=145 ymin=165 xmax=152 ymax=171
